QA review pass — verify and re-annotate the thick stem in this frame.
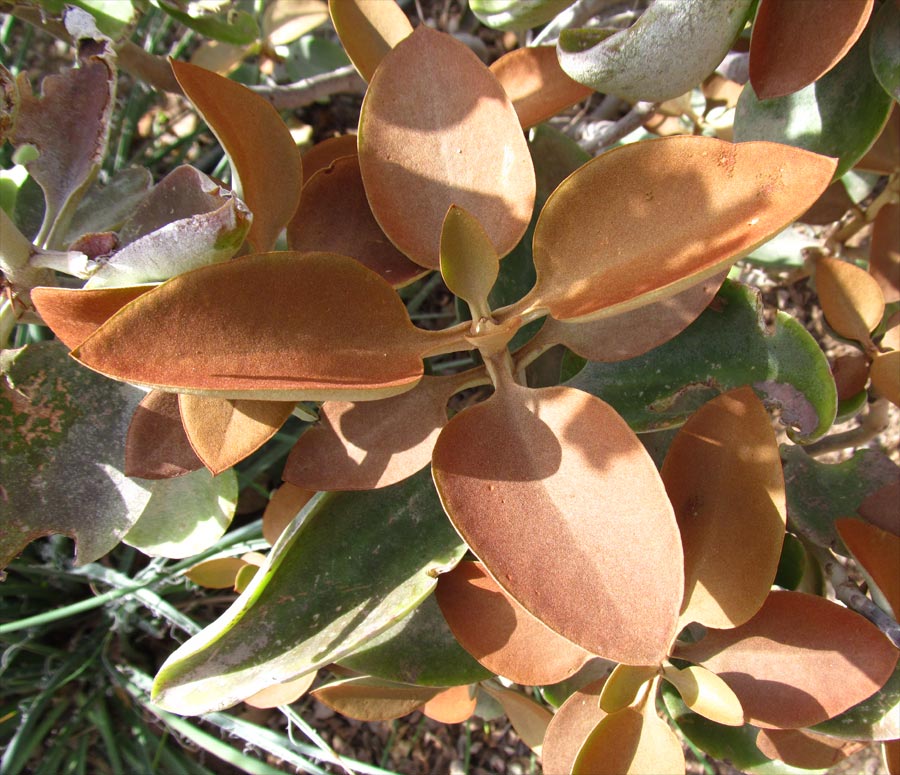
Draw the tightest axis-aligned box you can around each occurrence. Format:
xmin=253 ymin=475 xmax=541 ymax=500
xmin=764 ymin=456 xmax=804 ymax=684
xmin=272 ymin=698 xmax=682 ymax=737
xmin=804 ymin=398 xmax=891 ymax=457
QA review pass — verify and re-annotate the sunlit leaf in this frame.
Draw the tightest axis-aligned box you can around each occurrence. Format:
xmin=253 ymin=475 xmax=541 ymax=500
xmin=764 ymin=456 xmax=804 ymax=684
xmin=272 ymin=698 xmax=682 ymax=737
xmin=263 ymin=0 xmax=328 ymax=46
xmin=676 ymin=590 xmax=900 ymax=729
xmin=312 ymin=676 xmax=438 ymax=721
xmin=815 ymin=256 xmax=885 ymax=345
xmin=871 ymin=350 xmax=900 ymax=406
xmin=263 ymin=482 xmax=314 ymax=545
xmin=490 ymin=46 xmax=592 ymax=130
xmin=329 ymin=0 xmax=412 ymax=82
xmin=0 ymin=342 xmax=150 ymax=569
xmin=186 ymin=556 xmax=248 ymax=589
xmin=662 ymin=388 xmax=786 ymax=629
xmin=287 ymin=154 xmax=425 ymax=288
xmin=565 ymin=281 xmax=837 ymax=442
xmin=124 ymin=390 xmax=203 ymax=480
xmin=440 ymin=205 xmax=500 ymax=317
xmin=870 ymin=0 xmax=900 ymax=102
xmin=300 ymin=134 xmax=358 ymax=184
xmin=838 ymin=518 xmax=900 ymax=618
xmin=188 ymin=40 xmax=249 ymax=75
xmin=541 ymin=678 xmax=607 ymax=775
xmin=432 ymin=383 xmax=683 ymax=665
xmin=598 ymin=664 xmax=658 ymax=714
xmin=178 ymin=395 xmax=295 ymax=475
xmin=736 ymin=28 xmax=894 ymax=179
xmin=520 ymin=137 xmax=836 ymax=322
xmin=871 ymin=202 xmax=900 ymax=303
xmin=124 ymin=467 xmax=237 ymax=559
xmin=481 ymin=684 xmax=553 ymax=755
xmin=756 ymin=728 xmax=863 ymax=770
xmin=859 ymin=479 xmax=900 ymax=537
xmin=811 ymin=660 xmax=900 ymax=741
xmin=422 ymin=685 xmax=477 ymax=723
xmin=152 ymin=469 xmax=465 ymax=714
xmin=662 ymin=664 xmax=744 ymax=727
xmin=73 ymin=252 xmax=433 ymax=400
xmin=572 ymin=702 xmax=686 ymax=775
xmin=558 ymin=0 xmax=752 ymax=103
xmin=339 ymin=593 xmax=492 ymax=687
xmin=158 ymin=0 xmax=259 ymax=45
xmin=358 ymin=26 xmax=535 ymax=270
xmin=243 ymin=670 xmax=317 ymax=710
xmin=782 ymin=443 xmax=899 ymax=551
xmin=435 ymin=561 xmax=593 ymax=686
xmin=171 ymin=60 xmax=303 ymax=253
xmin=470 ymin=0 xmax=574 ymax=31
xmin=749 ymin=0 xmax=873 ymax=99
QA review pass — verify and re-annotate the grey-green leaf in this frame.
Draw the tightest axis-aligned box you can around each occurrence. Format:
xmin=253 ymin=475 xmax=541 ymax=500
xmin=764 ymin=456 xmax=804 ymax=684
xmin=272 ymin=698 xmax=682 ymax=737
xmin=557 ymin=0 xmax=753 ymax=102
xmin=735 ymin=27 xmax=894 ymax=178
xmin=870 ymin=0 xmax=900 ymax=102
xmin=151 ymin=468 xmax=466 ymax=714
xmin=564 ymin=280 xmax=836 ymax=441
xmin=470 ymin=0 xmax=575 ymax=31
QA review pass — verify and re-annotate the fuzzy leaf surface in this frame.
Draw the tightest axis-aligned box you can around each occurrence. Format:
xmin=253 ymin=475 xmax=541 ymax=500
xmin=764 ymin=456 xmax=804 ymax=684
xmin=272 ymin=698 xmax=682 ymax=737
xmin=152 ymin=469 xmax=465 ymax=714
xmin=661 ymin=664 xmax=744 ymax=727
xmin=811 ymin=661 xmax=900 ymax=741
xmin=329 ymin=0 xmax=412 ymax=82
xmin=541 ymin=678 xmax=608 ymax=775
xmin=837 ymin=518 xmax=900 ymax=617
xmin=871 ymin=349 xmax=900 ymax=406
xmin=756 ymin=728 xmax=862 ymax=770
xmin=125 ymin=390 xmax=203 ymax=480
xmin=815 ymin=257 xmax=885 ymax=345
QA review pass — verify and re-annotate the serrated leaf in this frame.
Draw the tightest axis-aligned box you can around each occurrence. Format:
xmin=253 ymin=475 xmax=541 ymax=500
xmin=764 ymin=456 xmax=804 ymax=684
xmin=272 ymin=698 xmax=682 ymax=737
xmin=565 ymin=280 xmax=837 ymax=441
xmin=312 ymin=676 xmax=438 ymax=721
xmin=676 ymin=590 xmax=900 ymax=729
xmin=432 ymin=383 xmax=683 ymax=665
xmin=287 ymin=154 xmax=425 ymax=288
xmin=338 ymin=593 xmax=492 ymax=687
xmin=541 ymin=678 xmax=608 ymax=775
xmin=749 ymin=0 xmax=873 ymax=99
xmin=440 ymin=205 xmax=500 ymax=318
xmin=756 ymin=728 xmax=863 ymax=770
xmin=662 ymin=388 xmax=786 ymax=629
xmin=178 ymin=395 xmax=295 ymax=475
xmin=490 ymin=46 xmax=592 ymax=130
xmin=736 ymin=27 xmax=894 ymax=179
xmin=558 ymin=0 xmax=752 ymax=103
xmin=519 ymin=137 xmax=836 ymax=323
xmin=358 ymin=26 xmax=535 ymax=269
xmin=661 ymin=664 xmax=744 ymax=727
xmin=0 ymin=341 xmax=150 ymax=568
xmin=598 ymin=664 xmax=657 ymax=714
xmin=870 ymin=0 xmax=900 ymax=102
xmin=151 ymin=469 xmax=466 ymax=714
xmin=72 ymin=252 xmax=434 ymax=401
xmin=422 ymin=685 xmax=477 ymax=723
xmin=482 ymin=684 xmax=553 ymax=754
xmin=158 ymin=1 xmax=259 ymax=45
xmin=470 ymin=0 xmax=575 ymax=31
xmin=815 ymin=256 xmax=885 ymax=345
xmin=782 ymin=443 xmax=899 ymax=551
xmin=171 ymin=60 xmax=302 ymax=253
xmin=871 ymin=349 xmax=900 ymax=406
xmin=435 ymin=561 xmax=592 ymax=686
xmin=837 ymin=518 xmax=900 ymax=618
xmin=329 ymin=0 xmax=413 ymax=82
xmin=125 ymin=390 xmax=203 ymax=480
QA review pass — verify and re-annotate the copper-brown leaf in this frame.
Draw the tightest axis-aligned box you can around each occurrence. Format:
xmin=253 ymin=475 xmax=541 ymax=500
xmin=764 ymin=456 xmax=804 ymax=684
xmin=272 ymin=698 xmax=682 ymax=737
xmin=421 ymin=685 xmax=477 ymax=724
xmin=31 ymin=285 xmax=151 ymax=350
xmin=171 ymin=60 xmax=302 ymax=253
xmin=837 ymin=518 xmax=900 ymax=618
xmin=125 ymin=390 xmax=203 ymax=479
xmin=662 ymin=387 xmax=786 ymax=629
xmin=871 ymin=202 xmax=900 ymax=304
xmin=749 ymin=0 xmax=874 ymax=100
xmin=858 ymin=480 xmax=900 ymax=537
xmin=756 ymin=728 xmax=863 ymax=770
xmin=521 ymin=137 xmax=837 ymax=322
xmin=73 ymin=252 xmax=431 ymax=401
xmin=301 ymin=134 xmax=358 ymax=184
xmin=287 ymin=154 xmax=426 ymax=288
xmin=432 ymin=383 xmax=683 ymax=665
xmin=185 ymin=556 xmax=248 ymax=588
xmin=435 ymin=561 xmax=593 ymax=685
xmin=676 ymin=590 xmax=900 ymax=729
xmin=179 ymin=395 xmax=296 ymax=475
xmin=481 ymin=684 xmax=553 ymax=755
xmin=541 ymin=678 xmax=608 ymax=775
xmin=358 ymin=26 xmax=535 ymax=269
xmin=329 ymin=0 xmax=413 ymax=82
xmin=873 ymin=352 xmax=900 ymax=408
xmin=263 ymin=483 xmax=315 ymax=545
xmin=311 ymin=676 xmax=438 ymax=721
xmin=490 ymin=46 xmax=592 ymax=130
xmin=243 ymin=670 xmax=316 ymax=710
xmin=816 ymin=256 xmax=886 ymax=346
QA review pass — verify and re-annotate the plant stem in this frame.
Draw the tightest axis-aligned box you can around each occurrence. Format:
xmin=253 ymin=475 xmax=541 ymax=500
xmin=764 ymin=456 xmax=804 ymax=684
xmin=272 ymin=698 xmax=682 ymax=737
xmin=804 ymin=398 xmax=891 ymax=457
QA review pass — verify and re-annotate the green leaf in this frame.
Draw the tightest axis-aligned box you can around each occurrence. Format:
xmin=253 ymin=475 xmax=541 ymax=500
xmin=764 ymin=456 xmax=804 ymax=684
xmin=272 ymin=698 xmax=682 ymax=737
xmin=810 ymin=660 xmax=900 ymax=742
xmin=564 ymin=280 xmax=836 ymax=442
xmin=781 ymin=444 xmax=899 ymax=552
xmin=773 ymin=532 xmax=807 ymax=591
xmin=869 ymin=0 xmax=900 ymax=102
xmin=123 ymin=467 xmax=238 ymax=559
xmin=0 ymin=341 xmax=150 ymax=570
xmin=470 ymin=0 xmax=575 ymax=30
xmin=157 ymin=1 xmax=259 ymax=45
xmin=68 ymin=0 xmax=136 ymax=38
xmin=735 ymin=27 xmax=894 ymax=178
xmin=152 ymin=468 xmax=466 ymax=714
xmin=338 ymin=594 xmax=493 ymax=687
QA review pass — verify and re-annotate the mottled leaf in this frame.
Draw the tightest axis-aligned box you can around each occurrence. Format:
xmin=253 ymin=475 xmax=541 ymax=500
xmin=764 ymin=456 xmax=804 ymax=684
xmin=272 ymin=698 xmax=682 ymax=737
xmin=598 ymin=664 xmax=658 ymax=714
xmin=171 ymin=60 xmax=302 ymax=253
xmin=287 ymin=154 xmax=425 ymax=288
xmin=490 ymin=46 xmax=592 ymax=130
xmin=329 ymin=0 xmax=413 ymax=82
xmin=815 ymin=256 xmax=885 ymax=345
xmin=0 ymin=341 xmax=150 ymax=568
xmin=73 ymin=252 xmax=433 ymax=401
xmin=432 ymin=383 xmax=683 ymax=665
xmin=124 ymin=468 xmax=237 ymax=558
xmin=178 ymin=395 xmax=295 ymax=475
xmin=152 ymin=469 xmax=466 ymax=714
xmin=837 ymin=518 xmax=900 ymax=617
xmin=339 ymin=593 xmax=492 ymax=687
xmin=541 ymin=678 xmax=608 ymax=775
xmin=565 ymin=281 xmax=837 ymax=441
xmin=470 ymin=0 xmax=575 ymax=31
xmin=676 ymin=591 xmax=899 ymax=728
xmin=871 ymin=349 xmax=900 ymax=406
xmin=244 ymin=670 xmax=316 ymax=709
xmin=756 ymin=728 xmax=863 ymax=770
xmin=422 ymin=685 xmax=477 ymax=723
xmin=749 ymin=0 xmax=873 ymax=99
xmin=870 ymin=0 xmax=900 ymax=102
xmin=482 ymin=684 xmax=553 ymax=754
xmin=519 ymin=137 xmax=836 ymax=322
xmin=558 ymin=0 xmax=752 ymax=102
xmin=440 ymin=206 xmax=500 ymax=318
xmin=125 ymin=390 xmax=203 ymax=480
xmin=358 ymin=26 xmax=535 ymax=269
xmin=662 ymin=388 xmax=786 ymax=629
xmin=312 ymin=676 xmax=438 ymax=721
xmin=186 ymin=556 xmax=249 ymax=589
xmin=782 ymin=443 xmax=899 ymax=551
xmin=263 ymin=482 xmax=315 ymax=545
xmin=435 ymin=561 xmax=593 ymax=686
xmin=736 ymin=28 xmax=894 ymax=179
xmin=661 ymin=664 xmax=744 ymax=727
xmin=871 ymin=201 xmax=900 ymax=303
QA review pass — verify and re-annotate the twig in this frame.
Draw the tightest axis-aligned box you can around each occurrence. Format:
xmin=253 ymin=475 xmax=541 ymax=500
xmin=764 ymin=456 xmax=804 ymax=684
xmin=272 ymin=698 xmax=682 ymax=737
xmin=533 ymin=0 xmax=624 ymax=45
xmin=825 ymin=173 xmax=900 ymax=254
xmin=804 ymin=398 xmax=891 ymax=457
xmin=572 ymin=101 xmax=658 ymax=154
xmin=247 ymin=66 xmax=366 ymax=109
xmin=809 ymin=543 xmax=900 ymax=648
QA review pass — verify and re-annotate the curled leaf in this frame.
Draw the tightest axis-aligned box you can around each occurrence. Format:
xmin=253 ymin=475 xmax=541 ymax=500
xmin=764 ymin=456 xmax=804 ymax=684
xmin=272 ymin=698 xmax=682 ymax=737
xmin=470 ymin=0 xmax=575 ymax=31
xmin=329 ymin=0 xmax=413 ymax=82
xmin=126 ymin=390 xmax=204 ymax=480
xmin=598 ymin=665 xmax=658 ymax=714
xmin=661 ymin=664 xmax=744 ymax=727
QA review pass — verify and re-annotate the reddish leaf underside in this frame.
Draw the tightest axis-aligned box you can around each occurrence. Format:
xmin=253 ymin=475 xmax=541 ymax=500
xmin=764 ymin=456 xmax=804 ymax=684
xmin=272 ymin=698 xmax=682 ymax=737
xmin=262 ymin=483 xmax=315 ymax=545
xmin=676 ymin=590 xmax=900 ymax=729
xmin=358 ymin=26 xmax=535 ymax=269
xmin=871 ymin=201 xmax=900 ymax=303
xmin=749 ymin=0 xmax=874 ymax=100
xmin=72 ymin=252 xmax=431 ymax=400
xmin=837 ymin=518 xmax=900 ymax=618
xmin=523 ymin=137 xmax=837 ymax=322
xmin=815 ymin=256 xmax=886 ymax=345
xmin=328 ymin=0 xmax=413 ymax=82
xmin=435 ymin=561 xmax=593 ymax=686
xmin=421 ymin=685 xmax=477 ymax=724
xmin=431 ymin=383 xmax=683 ymax=665
xmin=311 ymin=676 xmax=438 ymax=721
xmin=300 ymin=134 xmax=358 ymax=184
xmin=125 ymin=390 xmax=203 ymax=479
xmin=756 ymin=728 xmax=863 ymax=770
xmin=541 ymin=678 xmax=608 ymax=775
